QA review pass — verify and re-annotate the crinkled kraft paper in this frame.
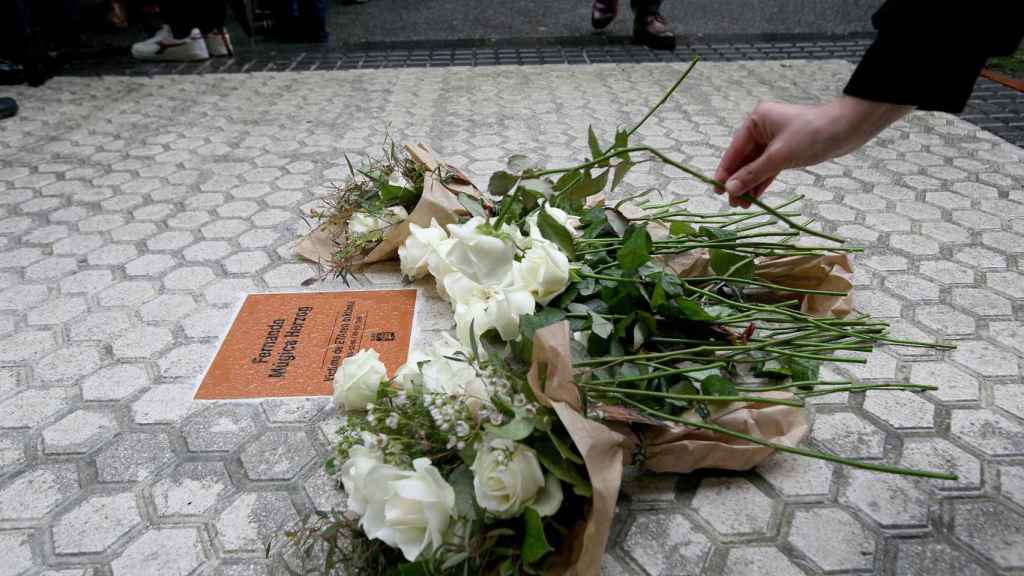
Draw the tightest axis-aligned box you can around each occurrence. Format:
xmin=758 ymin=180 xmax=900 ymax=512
xmin=528 ymin=322 xmax=809 ymax=575
xmin=294 ymin=143 xmax=482 ymax=268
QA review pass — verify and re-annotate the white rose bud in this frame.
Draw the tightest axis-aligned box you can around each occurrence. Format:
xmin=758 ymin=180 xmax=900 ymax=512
xmin=527 ymin=203 xmax=582 ymax=241
xmin=446 ymin=217 xmax=517 ymax=287
xmin=515 ymin=239 xmax=570 ymax=305
xmin=420 ymin=353 xmax=490 ymax=414
xmin=471 ymin=437 xmax=562 ymax=518
xmin=453 ymin=286 xmax=534 ymax=346
xmin=348 ymin=206 xmax=409 ymax=237
xmin=333 ymin=349 xmax=388 ymax=411
xmin=399 ymin=219 xmax=448 ymax=280
xmin=361 ymin=458 xmax=456 ymax=562
xmin=339 ymin=445 xmax=384 ymax=516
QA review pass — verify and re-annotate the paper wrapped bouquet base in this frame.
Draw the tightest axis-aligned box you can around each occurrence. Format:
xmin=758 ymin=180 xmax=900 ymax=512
xmin=294 ymin=144 xmax=482 ymax=272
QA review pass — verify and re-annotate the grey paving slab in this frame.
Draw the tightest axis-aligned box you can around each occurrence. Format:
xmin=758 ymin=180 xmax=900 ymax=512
xmin=0 ymin=61 xmax=1022 ymax=575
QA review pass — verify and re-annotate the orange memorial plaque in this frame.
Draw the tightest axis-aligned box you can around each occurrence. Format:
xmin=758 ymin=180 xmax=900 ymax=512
xmin=195 ymin=290 xmax=417 ymax=400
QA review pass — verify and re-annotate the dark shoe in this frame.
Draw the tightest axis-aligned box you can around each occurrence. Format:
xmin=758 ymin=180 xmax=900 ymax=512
xmin=592 ymin=0 xmax=619 ymax=30
xmin=633 ymin=13 xmax=676 ymax=50
xmin=0 ymin=61 xmax=25 ymax=86
xmin=0 ymin=98 xmax=17 ymax=120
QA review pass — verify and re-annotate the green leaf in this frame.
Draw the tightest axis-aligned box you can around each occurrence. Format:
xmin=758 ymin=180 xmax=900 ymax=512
xmin=754 ymin=359 xmax=792 ymax=379
xmin=537 ymin=208 xmax=576 ymax=259
xmin=519 ymin=308 xmax=567 ymax=341
xmin=536 ymin=443 xmax=591 ymax=496
xmin=666 ymin=380 xmax=700 ymax=407
xmin=587 ymin=125 xmax=604 ymax=164
xmin=669 ymin=221 xmax=697 ymax=237
xmin=485 ymin=416 xmax=535 ymax=441
xmin=488 ymin=171 xmax=518 ymax=196
xmin=617 ymin=225 xmax=653 ymax=272
xmin=613 ymin=129 xmax=630 ymax=161
xmin=784 ymin=357 xmax=820 ymax=382
xmin=700 ymin=226 xmax=739 ymax=241
xmin=519 ymin=178 xmax=554 ymax=199
xmin=589 ymin=311 xmax=614 ymax=339
xmin=611 ymin=160 xmax=634 ymax=192
xmin=709 ymin=249 xmax=754 ymax=280
xmin=651 ymin=281 xmax=667 ymax=309
xmin=379 ymin=182 xmax=419 ymax=207
xmin=701 ymin=374 xmax=737 ymax=397
xmin=459 ymin=192 xmax=487 ymax=219
xmin=448 ymin=466 xmax=478 ymax=518
xmin=555 ymin=169 xmax=582 ymax=193
xmin=548 ymin=430 xmax=584 ymax=464
xmin=522 ymin=508 xmax=553 ymax=565
xmin=674 ymin=297 xmax=716 ymax=322
xmin=566 ymin=169 xmax=609 ymax=203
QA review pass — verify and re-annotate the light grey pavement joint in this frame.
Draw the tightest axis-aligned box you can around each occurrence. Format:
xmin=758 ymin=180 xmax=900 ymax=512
xmin=0 ymin=61 xmax=1023 ymax=575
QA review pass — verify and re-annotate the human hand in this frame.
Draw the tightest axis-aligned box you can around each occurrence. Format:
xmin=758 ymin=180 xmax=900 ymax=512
xmin=714 ymin=96 xmax=913 ymax=208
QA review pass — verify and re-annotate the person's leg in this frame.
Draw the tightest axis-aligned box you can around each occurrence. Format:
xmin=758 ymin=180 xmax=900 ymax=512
xmin=631 ymin=0 xmax=675 ymax=50
xmin=200 ymin=1 xmax=234 ymax=56
xmin=592 ymin=0 xmax=619 ymax=30
xmin=131 ymin=0 xmax=210 ymax=61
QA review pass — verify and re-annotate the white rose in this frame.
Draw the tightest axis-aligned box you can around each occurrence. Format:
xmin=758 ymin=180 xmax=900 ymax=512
xmin=393 ymin=349 xmax=429 ymax=389
xmin=527 ymin=204 xmax=582 ymax=241
xmin=339 ymin=445 xmax=383 ymax=516
xmin=446 ymin=217 xmax=517 ymax=287
xmin=515 ymin=239 xmax=570 ymax=305
xmin=426 ymin=238 xmax=459 ymax=301
xmin=471 ymin=438 xmax=563 ymax=518
xmin=420 ymin=352 xmax=490 ymax=414
xmin=333 ymin=349 xmax=388 ymax=411
xmin=453 ymin=285 xmax=535 ymax=346
xmin=348 ymin=206 xmax=409 ymax=237
xmin=399 ymin=219 xmax=448 ymax=280
xmin=361 ymin=458 xmax=456 ymax=562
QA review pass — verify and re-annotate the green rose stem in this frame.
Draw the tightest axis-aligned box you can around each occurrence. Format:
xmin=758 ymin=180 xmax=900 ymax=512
xmin=580 ymin=385 xmax=805 ymax=407
xmin=626 ymin=57 xmax=701 ymax=138
xmin=575 ymin=270 xmax=851 ymax=297
xmin=734 ymin=380 xmax=853 ymax=392
xmin=613 ymin=395 xmax=957 ymax=480
xmin=798 ymin=384 xmax=938 ymax=397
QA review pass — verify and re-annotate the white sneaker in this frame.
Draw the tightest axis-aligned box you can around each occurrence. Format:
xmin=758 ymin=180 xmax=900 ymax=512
xmin=132 ymin=25 xmax=173 ymax=49
xmin=204 ymin=29 xmax=234 ymax=57
xmin=131 ymin=28 xmax=210 ymax=62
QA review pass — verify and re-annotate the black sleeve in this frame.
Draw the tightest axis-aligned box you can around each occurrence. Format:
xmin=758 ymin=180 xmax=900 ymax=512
xmin=843 ymin=1 xmax=1024 ymax=114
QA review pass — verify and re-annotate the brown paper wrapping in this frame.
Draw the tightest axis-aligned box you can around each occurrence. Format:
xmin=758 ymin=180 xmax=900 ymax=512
xmin=527 ymin=322 xmax=808 ymax=575
xmin=754 ymin=254 xmax=854 ymax=318
xmin=294 ymin=144 xmax=482 ymax=269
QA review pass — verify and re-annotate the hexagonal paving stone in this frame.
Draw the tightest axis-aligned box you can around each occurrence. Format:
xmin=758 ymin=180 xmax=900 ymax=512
xmin=0 ymin=431 xmax=27 ymax=477
xmin=840 ymin=468 xmax=930 ymax=529
xmin=158 ymin=343 xmax=216 ymax=378
xmin=951 ymin=288 xmax=1012 ymax=316
xmin=1001 ymin=465 xmax=1024 ymax=509
xmin=241 ymin=430 xmax=317 ymax=481
xmin=0 ymin=530 xmax=34 ymax=576
xmin=163 ymin=266 xmax=216 ymax=291
xmin=0 ymin=284 xmax=49 ymax=310
xmin=223 ymin=251 xmax=271 ymax=274
xmin=918 ymin=261 xmax=974 ymax=284
xmin=125 ymin=254 xmax=177 ymax=277
xmin=915 ymin=305 xmax=976 ymax=337
xmin=894 ymin=540 xmax=989 ymax=576
xmin=138 ymin=294 xmax=197 ymax=324
xmin=97 ymin=281 xmax=157 ymax=308
xmin=910 ymin=362 xmax=980 ymax=402
xmin=862 ymin=390 xmax=935 ymax=429
xmin=87 ymin=243 xmax=138 ymax=266
xmin=950 ymin=409 xmax=1024 ymax=457
xmin=35 ymin=345 xmax=104 ymax=383
xmin=951 ymin=500 xmax=1024 ymax=569
xmin=810 ymin=412 xmax=886 ymax=459
xmin=96 ymin=432 xmax=175 ymax=482
xmin=952 ymin=341 xmax=1019 ymax=376
xmin=111 ymin=528 xmax=205 ymax=576
xmin=183 ymin=240 xmax=232 ymax=261
xmin=0 ymin=388 xmax=73 ymax=428
xmin=990 ymin=322 xmax=1024 ymax=355
xmin=261 ymin=397 xmax=329 ymax=423
xmin=722 ymin=546 xmax=806 ymax=576
xmin=42 ymin=409 xmax=118 ymax=454
xmin=884 ymin=274 xmax=940 ymax=301
xmin=52 ymin=492 xmax=142 ymax=555
xmin=112 ymin=326 xmax=174 ymax=358
xmin=787 ymin=507 xmax=875 ymax=572
xmin=954 ymin=246 xmax=1006 ymax=269
xmin=691 ymin=477 xmax=774 ymax=536
xmin=986 ymin=272 xmax=1024 ymax=299
xmin=27 ymin=296 xmax=88 ymax=325
xmin=214 ymin=492 xmax=299 ymax=554
xmin=204 ymin=278 xmax=260 ymax=305
xmin=994 ymin=383 xmax=1024 ymax=421
xmin=303 ymin=466 xmax=346 ymax=514
xmin=0 ymin=331 xmax=56 ymax=363
xmin=81 ymin=364 xmax=151 ymax=401
xmin=150 ymin=462 xmax=230 ymax=517
xmin=183 ymin=405 xmax=258 ymax=452
xmin=900 ymin=436 xmax=982 ymax=491
xmin=263 ymin=263 xmax=316 ymax=287
xmin=0 ymin=464 xmax=79 ymax=520
xmin=201 ymin=219 xmax=251 ymax=239
xmin=147 ymin=230 xmax=194 ymax=251
xmin=131 ymin=385 xmax=200 ymax=424
xmin=623 ymin=512 xmax=712 ymax=576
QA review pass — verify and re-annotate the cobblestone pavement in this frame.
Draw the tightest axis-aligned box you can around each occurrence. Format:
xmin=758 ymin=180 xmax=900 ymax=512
xmin=0 ymin=61 xmax=1022 ymax=575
